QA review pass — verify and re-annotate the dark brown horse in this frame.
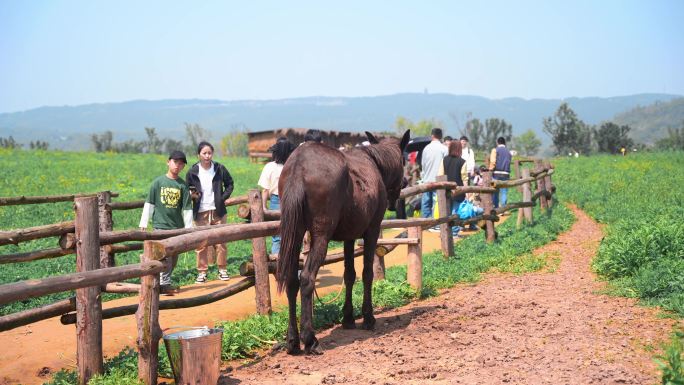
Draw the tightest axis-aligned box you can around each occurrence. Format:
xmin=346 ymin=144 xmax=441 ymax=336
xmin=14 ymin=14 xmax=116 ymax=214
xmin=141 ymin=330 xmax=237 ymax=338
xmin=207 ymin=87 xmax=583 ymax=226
xmin=276 ymin=130 xmax=410 ymax=354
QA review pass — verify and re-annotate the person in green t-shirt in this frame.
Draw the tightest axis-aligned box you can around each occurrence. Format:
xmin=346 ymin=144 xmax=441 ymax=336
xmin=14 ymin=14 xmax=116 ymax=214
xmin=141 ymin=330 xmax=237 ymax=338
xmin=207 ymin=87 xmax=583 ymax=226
xmin=139 ymin=150 xmax=193 ymax=294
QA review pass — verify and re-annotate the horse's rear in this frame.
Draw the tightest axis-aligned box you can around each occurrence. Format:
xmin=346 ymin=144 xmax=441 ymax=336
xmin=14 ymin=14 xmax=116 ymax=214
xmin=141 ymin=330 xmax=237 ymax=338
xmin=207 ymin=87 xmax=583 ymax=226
xmin=276 ymin=131 xmax=410 ymax=355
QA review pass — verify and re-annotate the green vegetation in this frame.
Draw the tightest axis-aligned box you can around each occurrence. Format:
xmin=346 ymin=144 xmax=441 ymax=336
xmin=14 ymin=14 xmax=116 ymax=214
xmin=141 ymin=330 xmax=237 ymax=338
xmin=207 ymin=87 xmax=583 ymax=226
xmin=393 ymin=116 xmax=443 ymax=136
xmin=462 ymin=117 xmax=513 ymax=151
xmin=593 ymin=122 xmax=634 ymax=154
xmin=553 ymin=152 xmax=684 ymax=315
xmin=513 ymin=129 xmax=542 ymax=156
xmin=0 ymin=149 xmax=265 ymax=315
xmin=553 ymin=151 xmax=684 ymax=384
xmin=613 ymin=97 xmax=684 ymax=145
xmin=657 ymin=330 xmax=684 ymax=385
xmin=44 ymin=200 xmax=574 ymax=384
xmin=656 ymin=126 xmax=684 ymax=151
xmin=543 ymin=102 xmax=593 ymax=155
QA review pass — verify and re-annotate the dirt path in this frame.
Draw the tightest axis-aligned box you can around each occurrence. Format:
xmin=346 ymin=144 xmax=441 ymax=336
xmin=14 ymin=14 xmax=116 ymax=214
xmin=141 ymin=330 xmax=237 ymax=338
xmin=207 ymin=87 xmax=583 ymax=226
xmin=225 ymin=206 xmax=678 ymax=385
xmin=0 ymin=229 xmax=445 ymax=385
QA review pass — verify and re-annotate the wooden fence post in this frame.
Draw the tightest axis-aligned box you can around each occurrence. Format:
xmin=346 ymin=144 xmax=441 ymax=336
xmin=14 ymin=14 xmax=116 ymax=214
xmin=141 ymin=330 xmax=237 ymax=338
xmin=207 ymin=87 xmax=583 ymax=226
xmin=534 ymin=160 xmax=548 ymax=212
xmin=373 ymin=231 xmax=386 ymax=280
xmin=406 ymin=226 xmax=422 ymax=292
xmin=481 ymin=171 xmax=496 ymax=243
xmin=97 ymin=191 xmax=114 ymax=268
xmin=136 ymin=241 xmax=162 ymax=385
xmin=521 ymin=168 xmax=534 ymax=224
xmin=74 ymin=197 xmax=103 ymax=384
xmin=436 ymin=175 xmax=454 ymax=258
xmin=544 ymin=160 xmax=553 ymax=208
xmin=248 ymin=189 xmax=272 ymax=315
xmin=514 ymin=159 xmax=522 ymax=192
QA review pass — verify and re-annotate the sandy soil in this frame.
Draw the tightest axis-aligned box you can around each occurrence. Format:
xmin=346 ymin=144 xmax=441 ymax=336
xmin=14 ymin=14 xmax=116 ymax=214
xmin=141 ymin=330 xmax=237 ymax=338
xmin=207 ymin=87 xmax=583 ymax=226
xmin=223 ymin=206 xmax=678 ymax=385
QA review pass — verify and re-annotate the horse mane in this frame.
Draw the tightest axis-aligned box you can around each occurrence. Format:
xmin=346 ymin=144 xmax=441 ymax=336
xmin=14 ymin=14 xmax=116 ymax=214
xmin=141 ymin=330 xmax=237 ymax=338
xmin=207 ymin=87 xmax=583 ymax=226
xmin=357 ymin=140 xmax=403 ymax=182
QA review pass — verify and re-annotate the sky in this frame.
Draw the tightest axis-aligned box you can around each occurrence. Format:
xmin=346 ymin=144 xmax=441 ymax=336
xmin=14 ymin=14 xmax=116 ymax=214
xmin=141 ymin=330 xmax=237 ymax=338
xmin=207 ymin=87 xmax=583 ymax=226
xmin=1 ymin=0 xmax=683 ymax=114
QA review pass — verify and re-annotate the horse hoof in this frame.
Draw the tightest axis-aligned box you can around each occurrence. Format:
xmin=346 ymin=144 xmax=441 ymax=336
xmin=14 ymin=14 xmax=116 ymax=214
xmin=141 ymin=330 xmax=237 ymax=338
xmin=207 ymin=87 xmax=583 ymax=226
xmin=286 ymin=342 xmax=302 ymax=355
xmin=305 ymin=340 xmax=323 ymax=355
xmin=361 ymin=317 xmax=376 ymax=330
xmin=342 ymin=320 xmax=356 ymax=329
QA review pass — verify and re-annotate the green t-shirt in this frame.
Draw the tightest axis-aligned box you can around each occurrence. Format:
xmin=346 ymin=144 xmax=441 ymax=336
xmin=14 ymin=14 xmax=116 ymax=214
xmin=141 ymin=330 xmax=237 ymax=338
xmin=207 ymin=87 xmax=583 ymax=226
xmin=146 ymin=175 xmax=192 ymax=230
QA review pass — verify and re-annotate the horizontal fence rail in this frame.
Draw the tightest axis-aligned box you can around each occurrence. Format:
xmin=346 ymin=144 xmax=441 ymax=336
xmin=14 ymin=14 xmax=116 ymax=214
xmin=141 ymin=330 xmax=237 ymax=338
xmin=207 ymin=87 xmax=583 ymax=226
xmin=0 ymin=192 xmax=119 ymax=206
xmin=0 ymin=260 xmax=165 ymax=306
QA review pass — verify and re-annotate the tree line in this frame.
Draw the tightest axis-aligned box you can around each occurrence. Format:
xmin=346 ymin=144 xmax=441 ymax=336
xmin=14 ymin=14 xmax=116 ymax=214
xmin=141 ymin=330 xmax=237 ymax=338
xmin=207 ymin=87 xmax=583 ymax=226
xmin=5 ymin=105 xmax=684 ymax=155
xmin=394 ymin=103 xmax=684 ymax=156
xmin=90 ymin=123 xmax=249 ymax=157
xmin=0 ymin=136 xmax=49 ymax=150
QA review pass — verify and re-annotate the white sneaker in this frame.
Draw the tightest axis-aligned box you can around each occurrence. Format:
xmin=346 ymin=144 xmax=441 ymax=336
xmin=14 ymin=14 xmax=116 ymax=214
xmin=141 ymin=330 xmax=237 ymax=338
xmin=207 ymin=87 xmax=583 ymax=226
xmin=428 ymin=226 xmax=440 ymax=233
xmin=195 ymin=272 xmax=207 ymax=284
xmin=218 ymin=269 xmax=230 ymax=281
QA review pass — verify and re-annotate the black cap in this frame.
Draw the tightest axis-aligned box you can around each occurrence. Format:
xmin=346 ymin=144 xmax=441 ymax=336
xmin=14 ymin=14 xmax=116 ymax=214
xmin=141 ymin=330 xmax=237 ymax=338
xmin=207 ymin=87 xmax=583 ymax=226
xmin=168 ymin=150 xmax=187 ymax=164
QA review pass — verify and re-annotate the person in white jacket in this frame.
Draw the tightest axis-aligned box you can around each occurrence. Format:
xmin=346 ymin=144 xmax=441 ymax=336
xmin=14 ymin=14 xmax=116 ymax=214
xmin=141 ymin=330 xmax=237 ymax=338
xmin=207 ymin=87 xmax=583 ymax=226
xmin=460 ymin=136 xmax=476 ymax=179
xmin=139 ymin=150 xmax=193 ymax=295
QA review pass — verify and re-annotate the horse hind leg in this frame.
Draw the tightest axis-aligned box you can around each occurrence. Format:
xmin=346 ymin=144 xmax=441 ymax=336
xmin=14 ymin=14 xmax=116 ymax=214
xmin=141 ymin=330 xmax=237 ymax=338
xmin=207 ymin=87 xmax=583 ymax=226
xmin=360 ymin=230 xmax=380 ymax=330
xmin=299 ymin=235 xmax=327 ymax=355
xmin=286 ymin=275 xmax=301 ymax=354
xmin=342 ymin=240 xmax=356 ymax=329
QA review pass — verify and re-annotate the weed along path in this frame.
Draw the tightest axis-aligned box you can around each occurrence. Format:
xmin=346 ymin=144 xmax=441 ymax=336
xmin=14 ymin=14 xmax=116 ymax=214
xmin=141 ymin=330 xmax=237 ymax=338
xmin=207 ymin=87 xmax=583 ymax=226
xmin=227 ymin=206 xmax=676 ymax=385
xmin=0 ymin=229 xmax=445 ymax=385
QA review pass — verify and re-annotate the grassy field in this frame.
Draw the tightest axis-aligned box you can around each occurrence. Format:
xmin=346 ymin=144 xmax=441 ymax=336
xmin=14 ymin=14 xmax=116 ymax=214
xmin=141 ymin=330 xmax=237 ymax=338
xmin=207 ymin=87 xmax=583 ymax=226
xmin=0 ymin=149 xmax=266 ymax=315
xmin=553 ymin=151 xmax=684 ymax=315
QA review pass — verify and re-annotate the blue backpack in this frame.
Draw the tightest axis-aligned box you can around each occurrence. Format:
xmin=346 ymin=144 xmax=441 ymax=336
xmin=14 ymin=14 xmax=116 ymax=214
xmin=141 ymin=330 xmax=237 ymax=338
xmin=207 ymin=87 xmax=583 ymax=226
xmin=457 ymin=200 xmax=475 ymax=219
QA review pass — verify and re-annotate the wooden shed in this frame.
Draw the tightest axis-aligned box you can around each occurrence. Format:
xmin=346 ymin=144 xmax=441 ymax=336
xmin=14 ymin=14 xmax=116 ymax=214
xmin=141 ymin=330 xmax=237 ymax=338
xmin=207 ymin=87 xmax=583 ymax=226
xmin=247 ymin=128 xmax=389 ymax=161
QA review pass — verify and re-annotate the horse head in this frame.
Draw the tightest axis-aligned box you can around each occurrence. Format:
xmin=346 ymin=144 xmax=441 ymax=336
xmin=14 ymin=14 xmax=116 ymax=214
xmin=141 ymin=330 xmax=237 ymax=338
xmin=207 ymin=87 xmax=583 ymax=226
xmin=365 ymin=130 xmax=410 ymax=211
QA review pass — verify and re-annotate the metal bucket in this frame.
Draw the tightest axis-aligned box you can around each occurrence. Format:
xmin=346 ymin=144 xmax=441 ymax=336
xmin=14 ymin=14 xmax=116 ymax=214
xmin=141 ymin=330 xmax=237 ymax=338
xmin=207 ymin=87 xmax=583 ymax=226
xmin=162 ymin=326 xmax=223 ymax=385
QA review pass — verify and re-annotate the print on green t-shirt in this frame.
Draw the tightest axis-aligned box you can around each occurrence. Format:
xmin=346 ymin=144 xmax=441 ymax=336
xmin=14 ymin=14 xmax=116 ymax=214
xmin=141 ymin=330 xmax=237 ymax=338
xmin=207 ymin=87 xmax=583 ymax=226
xmin=146 ymin=176 xmax=192 ymax=230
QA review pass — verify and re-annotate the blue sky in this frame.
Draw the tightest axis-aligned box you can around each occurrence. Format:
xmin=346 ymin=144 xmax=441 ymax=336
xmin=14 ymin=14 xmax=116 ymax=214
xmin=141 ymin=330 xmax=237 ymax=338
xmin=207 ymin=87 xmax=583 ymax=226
xmin=1 ymin=0 xmax=683 ymax=113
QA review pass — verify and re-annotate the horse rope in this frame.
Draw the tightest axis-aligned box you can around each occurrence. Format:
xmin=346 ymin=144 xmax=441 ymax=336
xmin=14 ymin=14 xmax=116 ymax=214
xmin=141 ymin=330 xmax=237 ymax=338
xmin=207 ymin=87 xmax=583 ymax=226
xmin=314 ymin=284 xmax=345 ymax=305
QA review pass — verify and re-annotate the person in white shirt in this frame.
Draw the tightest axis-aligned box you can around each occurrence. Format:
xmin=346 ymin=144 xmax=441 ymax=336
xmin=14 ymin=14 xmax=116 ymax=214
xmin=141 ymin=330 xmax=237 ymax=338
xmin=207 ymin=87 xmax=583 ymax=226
xmin=258 ymin=137 xmax=296 ymax=255
xmin=185 ymin=142 xmax=235 ymax=283
xmin=420 ymin=128 xmax=448 ymax=218
xmin=460 ymin=135 xmax=476 ymax=179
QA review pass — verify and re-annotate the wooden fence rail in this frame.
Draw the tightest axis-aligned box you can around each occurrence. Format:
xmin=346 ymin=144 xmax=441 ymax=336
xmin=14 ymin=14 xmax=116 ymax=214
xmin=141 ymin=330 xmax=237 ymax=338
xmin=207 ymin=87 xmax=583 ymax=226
xmin=0 ymin=192 xmax=119 ymax=206
xmin=0 ymin=261 xmax=165 ymax=306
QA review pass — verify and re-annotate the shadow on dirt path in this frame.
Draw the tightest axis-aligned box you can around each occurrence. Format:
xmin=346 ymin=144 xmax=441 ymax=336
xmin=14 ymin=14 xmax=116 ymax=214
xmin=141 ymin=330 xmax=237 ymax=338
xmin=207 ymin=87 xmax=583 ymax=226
xmin=226 ymin=205 xmax=677 ymax=385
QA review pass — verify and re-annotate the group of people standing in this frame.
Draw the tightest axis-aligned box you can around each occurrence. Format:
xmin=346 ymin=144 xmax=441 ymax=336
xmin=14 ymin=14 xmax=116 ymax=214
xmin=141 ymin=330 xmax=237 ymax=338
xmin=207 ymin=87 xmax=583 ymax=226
xmin=138 ymin=142 xmax=236 ymax=294
xmin=135 ymin=128 xmax=512 ymax=293
xmin=137 ymin=132 xmax=306 ymax=295
xmin=418 ymin=128 xmax=512 ymax=236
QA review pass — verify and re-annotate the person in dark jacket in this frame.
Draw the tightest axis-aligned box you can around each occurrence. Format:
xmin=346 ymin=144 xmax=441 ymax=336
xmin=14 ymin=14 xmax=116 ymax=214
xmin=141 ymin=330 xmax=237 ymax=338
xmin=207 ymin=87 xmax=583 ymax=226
xmin=185 ymin=141 xmax=234 ymax=283
xmin=438 ymin=140 xmax=467 ymax=236
xmin=489 ymin=136 xmax=512 ymax=209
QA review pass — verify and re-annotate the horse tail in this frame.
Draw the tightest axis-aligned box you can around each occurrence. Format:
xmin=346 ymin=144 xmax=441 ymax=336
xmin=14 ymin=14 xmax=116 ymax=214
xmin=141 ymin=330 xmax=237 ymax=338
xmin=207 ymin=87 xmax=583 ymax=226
xmin=276 ymin=177 xmax=306 ymax=293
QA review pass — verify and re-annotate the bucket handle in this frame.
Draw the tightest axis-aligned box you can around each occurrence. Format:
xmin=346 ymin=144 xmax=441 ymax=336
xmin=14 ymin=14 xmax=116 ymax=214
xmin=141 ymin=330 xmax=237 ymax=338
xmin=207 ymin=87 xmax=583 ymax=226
xmin=162 ymin=326 xmax=209 ymax=334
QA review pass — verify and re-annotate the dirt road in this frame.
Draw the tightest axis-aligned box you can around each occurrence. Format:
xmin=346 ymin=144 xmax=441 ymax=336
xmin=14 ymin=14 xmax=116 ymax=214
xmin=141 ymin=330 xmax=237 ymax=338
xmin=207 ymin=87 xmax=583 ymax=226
xmin=226 ymin=206 xmax=677 ymax=385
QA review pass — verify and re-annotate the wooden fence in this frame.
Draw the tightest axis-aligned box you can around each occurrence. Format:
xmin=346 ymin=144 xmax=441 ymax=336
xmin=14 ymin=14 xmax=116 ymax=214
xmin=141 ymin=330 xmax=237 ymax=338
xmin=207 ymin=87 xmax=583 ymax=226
xmin=0 ymin=159 xmax=555 ymax=385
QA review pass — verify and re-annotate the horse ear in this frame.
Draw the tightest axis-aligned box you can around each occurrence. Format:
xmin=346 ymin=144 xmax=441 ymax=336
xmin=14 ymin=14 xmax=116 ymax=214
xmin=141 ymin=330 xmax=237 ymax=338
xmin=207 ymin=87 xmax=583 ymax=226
xmin=365 ymin=131 xmax=380 ymax=144
xmin=399 ymin=130 xmax=411 ymax=152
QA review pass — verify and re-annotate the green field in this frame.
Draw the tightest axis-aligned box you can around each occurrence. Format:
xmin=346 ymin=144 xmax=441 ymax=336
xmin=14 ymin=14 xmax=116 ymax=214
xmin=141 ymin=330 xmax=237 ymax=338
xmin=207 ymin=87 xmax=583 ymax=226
xmin=553 ymin=151 xmax=684 ymax=316
xmin=0 ymin=149 xmax=266 ymax=315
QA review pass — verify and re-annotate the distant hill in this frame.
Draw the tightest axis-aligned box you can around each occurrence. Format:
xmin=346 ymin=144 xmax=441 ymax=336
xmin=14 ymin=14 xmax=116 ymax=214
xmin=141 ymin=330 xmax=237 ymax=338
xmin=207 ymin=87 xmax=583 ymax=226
xmin=0 ymin=93 xmax=680 ymax=150
xmin=612 ymin=98 xmax=684 ymax=144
